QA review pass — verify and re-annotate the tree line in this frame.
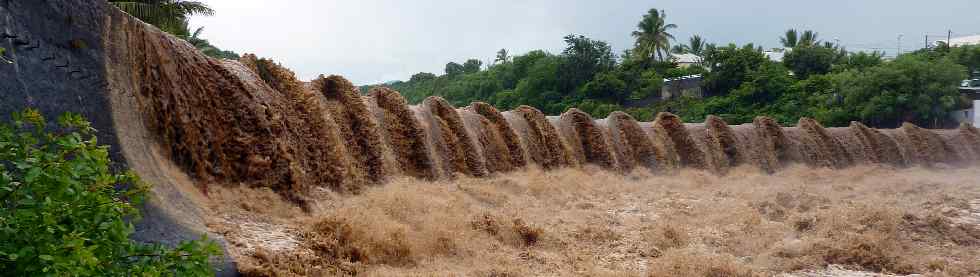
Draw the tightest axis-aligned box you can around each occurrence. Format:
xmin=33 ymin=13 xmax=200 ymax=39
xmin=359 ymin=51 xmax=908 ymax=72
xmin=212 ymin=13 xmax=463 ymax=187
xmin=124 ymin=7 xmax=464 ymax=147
xmin=372 ymin=9 xmax=980 ymax=128
xmin=109 ymin=0 xmax=240 ymax=59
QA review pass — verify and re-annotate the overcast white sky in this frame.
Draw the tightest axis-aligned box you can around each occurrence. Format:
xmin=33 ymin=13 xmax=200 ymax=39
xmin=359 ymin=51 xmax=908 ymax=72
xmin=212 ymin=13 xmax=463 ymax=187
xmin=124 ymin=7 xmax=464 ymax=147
xmin=189 ymin=0 xmax=980 ymax=85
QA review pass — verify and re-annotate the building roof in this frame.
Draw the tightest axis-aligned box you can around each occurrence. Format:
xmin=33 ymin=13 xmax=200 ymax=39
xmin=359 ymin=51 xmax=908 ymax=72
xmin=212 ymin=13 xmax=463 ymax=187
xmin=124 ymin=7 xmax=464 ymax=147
xmin=671 ymin=53 xmax=702 ymax=64
xmin=663 ymin=74 xmax=702 ymax=82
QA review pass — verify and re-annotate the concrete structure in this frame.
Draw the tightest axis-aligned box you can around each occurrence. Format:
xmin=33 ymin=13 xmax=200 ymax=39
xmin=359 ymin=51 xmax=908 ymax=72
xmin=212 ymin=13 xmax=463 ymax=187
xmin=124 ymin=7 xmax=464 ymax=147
xmin=661 ymin=74 xmax=704 ymax=99
xmin=976 ymin=100 xmax=980 ymax=128
xmin=952 ymin=108 xmax=974 ymax=127
xmin=671 ymin=53 xmax=702 ymax=68
xmin=764 ymin=48 xmax=788 ymax=62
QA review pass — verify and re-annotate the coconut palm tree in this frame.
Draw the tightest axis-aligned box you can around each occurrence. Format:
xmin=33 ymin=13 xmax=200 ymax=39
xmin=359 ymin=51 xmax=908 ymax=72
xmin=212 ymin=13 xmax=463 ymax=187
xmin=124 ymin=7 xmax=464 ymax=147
xmin=108 ymin=0 xmax=214 ymax=34
xmin=780 ymin=29 xmax=799 ymax=48
xmin=632 ymin=8 xmax=677 ymax=62
xmin=670 ymin=35 xmax=706 ymax=59
xmin=671 ymin=44 xmax=689 ymax=54
xmin=799 ymin=30 xmax=820 ymax=47
xmin=688 ymin=35 xmax=706 ymax=56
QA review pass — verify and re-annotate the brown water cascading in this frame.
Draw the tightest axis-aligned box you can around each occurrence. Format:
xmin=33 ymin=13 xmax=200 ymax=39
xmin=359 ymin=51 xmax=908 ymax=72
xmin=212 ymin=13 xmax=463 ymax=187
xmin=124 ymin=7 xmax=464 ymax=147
xmin=311 ymin=75 xmax=388 ymax=183
xmin=957 ymin=124 xmax=980 ymax=161
xmin=15 ymin=3 xmax=980 ymax=274
xmin=465 ymin=102 xmax=528 ymax=172
xmin=367 ymin=87 xmax=439 ymax=180
xmin=421 ymin=97 xmax=489 ymax=177
xmin=826 ymin=125 xmax=876 ymax=165
xmin=641 ymin=115 xmax=681 ymax=170
xmin=605 ymin=112 xmax=665 ymax=171
xmin=752 ymin=117 xmax=795 ymax=167
xmin=849 ymin=121 xmax=906 ymax=167
xmin=729 ymin=120 xmax=778 ymax=174
xmin=458 ymin=108 xmax=508 ymax=173
xmin=704 ymin=116 xmax=741 ymax=171
xmin=783 ymin=118 xmax=851 ymax=169
xmin=654 ymin=113 xmax=713 ymax=171
xmin=510 ymin=106 xmax=577 ymax=169
xmin=932 ymin=124 xmax=980 ymax=163
xmin=468 ymin=102 xmax=528 ymax=171
xmin=901 ymin=123 xmax=960 ymax=166
xmin=557 ymin=108 xmax=619 ymax=170
xmin=239 ymin=55 xmax=362 ymax=194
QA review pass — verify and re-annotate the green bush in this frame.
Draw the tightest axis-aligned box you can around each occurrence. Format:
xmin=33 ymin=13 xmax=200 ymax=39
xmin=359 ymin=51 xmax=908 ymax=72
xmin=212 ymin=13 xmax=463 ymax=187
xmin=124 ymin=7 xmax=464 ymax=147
xmin=0 ymin=109 xmax=220 ymax=276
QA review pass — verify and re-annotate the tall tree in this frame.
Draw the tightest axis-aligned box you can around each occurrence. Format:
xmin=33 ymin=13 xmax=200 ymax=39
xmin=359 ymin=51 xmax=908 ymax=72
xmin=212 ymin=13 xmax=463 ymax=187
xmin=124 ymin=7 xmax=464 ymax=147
xmin=463 ymin=59 xmax=482 ymax=74
xmin=780 ymin=29 xmax=799 ymax=48
xmin=558 ymin=34 xmax=616 ymax=93
xmin=799 ymin=30 xmax=820 ymax=47
xmin=108 ymin=0 xmax=214 ymax=35
xmin=688 ymin=35 xmax=706 ymax=56
xmin=672 ymin=35 xmax=707 ymax=58
xmin=445 ymin=62 xmax=464 ymax=76
xmin=783 ymin=44 xmax=836 ymax=79
xmin=671 ymin=44 xmax=690 ymax=54
xmin=632 ymin=8 xmax=677 ymax=62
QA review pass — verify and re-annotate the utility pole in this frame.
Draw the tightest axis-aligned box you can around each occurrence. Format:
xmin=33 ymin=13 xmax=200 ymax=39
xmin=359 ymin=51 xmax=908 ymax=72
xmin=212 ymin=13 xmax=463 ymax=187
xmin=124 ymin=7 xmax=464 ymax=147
xmin=925 ymin=35 xmax=929 ymax=49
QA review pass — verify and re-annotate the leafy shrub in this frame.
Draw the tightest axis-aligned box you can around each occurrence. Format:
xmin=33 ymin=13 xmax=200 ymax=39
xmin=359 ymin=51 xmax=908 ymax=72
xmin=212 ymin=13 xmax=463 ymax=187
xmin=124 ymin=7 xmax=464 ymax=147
xmin=0 ymin=109 xmax=220 ymax=276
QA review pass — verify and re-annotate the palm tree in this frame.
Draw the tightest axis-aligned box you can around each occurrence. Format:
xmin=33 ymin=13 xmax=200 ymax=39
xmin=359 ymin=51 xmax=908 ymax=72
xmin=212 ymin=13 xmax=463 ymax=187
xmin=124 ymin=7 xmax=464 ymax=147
xmin=780 ymin=29 xmax=799 ymax=48
xmin=799 ymin=30 xmax=820 ymax=47
xmin=187 ymin=27 xmax=217 ymax=52
xmin=671 ymin=36 xmax=706 ymax=56
xmin=108 ymin=0 xmax=214 ymax=34
xmin=671 ymin=44 xmax=689 ymax=54
xmin=632 ymin=8 xmax=677 ymax=62
xmin=688 ymin=35 xmax=705 ymax=56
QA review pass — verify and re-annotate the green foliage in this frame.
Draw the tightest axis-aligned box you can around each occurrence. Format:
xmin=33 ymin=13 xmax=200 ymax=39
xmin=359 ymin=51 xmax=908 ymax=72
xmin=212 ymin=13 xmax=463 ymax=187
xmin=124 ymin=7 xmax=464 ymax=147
xmin=186 ymin=27 xmax=240 ymax=60
xmin=0 ymin=110 xmax=220 ymax=276
xmin=780 ymin=29 xmax=799 ymax=48
xmin=580 ymin=72 xmax=627 ymax=101
xmin=445 ymin=62 xmax=464 ymax=77
xmin=783 ymin=45 xmax=837 ymax=79
xmin=835 ymin=54 xmax=967 ymax=127
xmin=702 ymin=43 xmax=768 ymax=95
xmin=558 ymin=34 xmax=617 ymax=93
xmin=630 ymin=69 xmax=664 ymax=100
xmin=632 ymin=8 xmax=676 ymax=61
xmin=109 ymin=0 xmax=214 ymax=35
xmin=463 ymin=59 xmax=482 ymax=74
xmin=946 ymin=45 xmax=980 ymax=75
xmin=371 ymin=10 xmax=968 ymax=129
xmin=834 ymin=51 xmax=884 ymax=72
xmin=660 ymin=51 xmax=968 ymax=127
xmin=409 ymin=72 xmax=436 ymax=83
xmin=110 ymin=1 xmax=239 ymax=60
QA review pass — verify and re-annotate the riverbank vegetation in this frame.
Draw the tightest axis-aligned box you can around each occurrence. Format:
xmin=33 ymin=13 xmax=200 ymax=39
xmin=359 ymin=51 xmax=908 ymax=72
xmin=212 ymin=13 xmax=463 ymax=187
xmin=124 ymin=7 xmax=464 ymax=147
xmin=370 ymin=8 xmax=980 ymax=128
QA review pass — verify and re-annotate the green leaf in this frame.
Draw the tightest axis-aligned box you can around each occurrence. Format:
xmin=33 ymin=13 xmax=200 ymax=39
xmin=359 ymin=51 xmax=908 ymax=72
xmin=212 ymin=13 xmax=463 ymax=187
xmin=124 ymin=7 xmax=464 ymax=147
xmin=38 ymin=255 xmax=53 ymax=261
xmin=24 ymin=167 xmax=42 ymax=183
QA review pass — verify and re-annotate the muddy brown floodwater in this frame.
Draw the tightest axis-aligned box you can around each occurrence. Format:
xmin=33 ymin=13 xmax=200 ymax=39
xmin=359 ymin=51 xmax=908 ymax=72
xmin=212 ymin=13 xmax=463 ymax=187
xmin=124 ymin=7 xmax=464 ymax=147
xmin=206 ymin=165 xmax=980 ymax=276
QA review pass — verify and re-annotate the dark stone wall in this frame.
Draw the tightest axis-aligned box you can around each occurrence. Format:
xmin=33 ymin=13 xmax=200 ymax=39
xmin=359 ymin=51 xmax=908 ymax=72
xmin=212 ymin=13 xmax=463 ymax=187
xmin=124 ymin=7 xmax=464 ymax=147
xmin=0 ymin=0 xmax=119 ymax=160
xmin=0 ymin=1 xmax=237 ymax=275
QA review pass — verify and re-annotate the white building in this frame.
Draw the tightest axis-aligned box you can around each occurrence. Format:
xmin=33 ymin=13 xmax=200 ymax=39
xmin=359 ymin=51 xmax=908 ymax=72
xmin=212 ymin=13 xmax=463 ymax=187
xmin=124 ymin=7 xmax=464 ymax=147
xmin=671 ymin=53 xmax=702 ymax=68
xmin=952 ymin=92 xmax=980 ymax=127
xmin=936 ymin=35 xmax=980 ymax=47
xmin=764 ymin=48 xmax=788 ymax=62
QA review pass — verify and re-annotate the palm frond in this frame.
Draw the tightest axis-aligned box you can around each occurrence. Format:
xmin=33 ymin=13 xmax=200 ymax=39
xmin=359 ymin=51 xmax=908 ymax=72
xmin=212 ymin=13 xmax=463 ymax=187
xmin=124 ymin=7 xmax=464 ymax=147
xmin=191 ymin=26 xmax=205 ymax=39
